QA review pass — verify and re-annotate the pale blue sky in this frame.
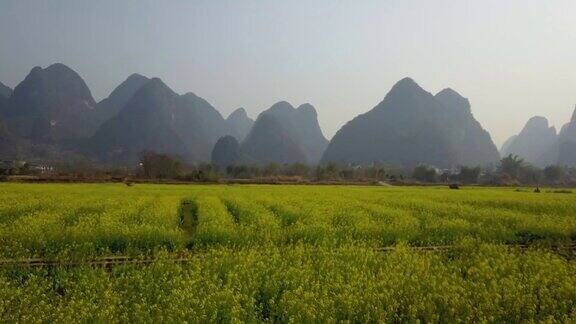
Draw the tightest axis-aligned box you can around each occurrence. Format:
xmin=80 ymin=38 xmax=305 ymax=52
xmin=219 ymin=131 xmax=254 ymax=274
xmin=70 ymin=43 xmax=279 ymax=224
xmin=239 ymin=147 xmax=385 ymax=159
xmin=1 ymin=0 xmax=575 ymax=145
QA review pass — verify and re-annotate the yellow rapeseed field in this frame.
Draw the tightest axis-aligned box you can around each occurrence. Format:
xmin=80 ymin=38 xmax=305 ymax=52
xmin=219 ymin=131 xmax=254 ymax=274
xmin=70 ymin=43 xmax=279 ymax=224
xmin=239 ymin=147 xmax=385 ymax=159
xmin=1 ymin=183 xmax=575 ymax=322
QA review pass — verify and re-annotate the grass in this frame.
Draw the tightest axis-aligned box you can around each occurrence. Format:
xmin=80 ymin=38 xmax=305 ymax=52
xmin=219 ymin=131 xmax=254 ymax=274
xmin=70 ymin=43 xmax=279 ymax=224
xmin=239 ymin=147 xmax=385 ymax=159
xmin=0 ymin=183 xmax=576 ymax=321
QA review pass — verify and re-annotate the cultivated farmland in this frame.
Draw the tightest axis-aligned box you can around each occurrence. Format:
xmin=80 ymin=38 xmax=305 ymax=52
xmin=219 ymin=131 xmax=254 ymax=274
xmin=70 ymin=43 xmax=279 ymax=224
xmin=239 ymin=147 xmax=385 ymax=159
xmin=1 ymin=183 xmax=576 ymax=322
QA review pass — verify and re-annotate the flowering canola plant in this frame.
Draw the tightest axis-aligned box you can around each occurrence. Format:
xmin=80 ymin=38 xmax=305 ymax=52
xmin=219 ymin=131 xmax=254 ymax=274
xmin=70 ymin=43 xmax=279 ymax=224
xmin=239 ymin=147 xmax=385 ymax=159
xmin=1 ymin=183 xmax=576 ymax=322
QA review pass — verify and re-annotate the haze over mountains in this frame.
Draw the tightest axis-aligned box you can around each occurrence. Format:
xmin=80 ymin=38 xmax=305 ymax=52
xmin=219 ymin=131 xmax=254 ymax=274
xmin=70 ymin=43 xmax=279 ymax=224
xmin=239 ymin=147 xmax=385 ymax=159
xmin=241 ymin=113 xmax=309 ymax=165
xmin=0 ymin=82 xmax=11 ymax=101
xmin=0 ymin=82 xmax=20 ymax=159
xmin=0 ymin=83 xmax=11 ymax=116
xmin=3 ymin=64 xmax=98 ymax=144
xmin=212 ymin=101 xmax=327 ymax=167
xmin=321 ymin=78 xmax=500 ymax=168
xmin=242 ymin=101 xmax=328 ymax=165
xmin=95 ymin=73 xmax=150 ymax=124
xmin=500 ymin=117 xmax=558 ymax=167
xmin=0 ymin=63 xmax=574 ymax=169
xmin=557 ymin=109 xmax=576 ymax=166
xmin=226 ymin=108 xmax=254 ymax=141
xmin=501 ymin=107 xmax=576 ymax=167
xmin=88 ymin=78 xmax=194 ymax=164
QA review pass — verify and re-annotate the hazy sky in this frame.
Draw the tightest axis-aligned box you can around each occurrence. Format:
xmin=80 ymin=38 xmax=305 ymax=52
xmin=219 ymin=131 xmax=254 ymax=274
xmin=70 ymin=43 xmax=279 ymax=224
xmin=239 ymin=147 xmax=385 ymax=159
xmin=1 ymin=0 xmax=575 ymax=146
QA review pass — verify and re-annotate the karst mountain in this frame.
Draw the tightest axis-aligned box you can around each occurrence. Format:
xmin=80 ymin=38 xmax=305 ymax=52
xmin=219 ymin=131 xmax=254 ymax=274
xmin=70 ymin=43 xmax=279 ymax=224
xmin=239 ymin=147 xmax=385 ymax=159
xmin=557 ymin=107 xmax=576 ymax=166
xmin=226 ymin=108 xmax=254 ymax=141
xmin=95 ymin=73 xmax=150 ymax=124
xmin=500 ymin=116 xmax=558 ymax=167
xmin=0 ymin=81 xmax=12 ymax=101
xmin=2 ymin=63 xmax=98 ymax=144
xmin=238 ymin=101 xmax=328 ymax=165
xmin=321 ymin=78 xmax=499 ymax=168
xmin=88 ymin=78 xmax=235 ymax=164
xmin=501 ymin=107 xmax=576 ymax=167
xmin=5 ymin=63 xmax=570 ymax=169
xmin=0 ymin=82 xmax=11 ymax=114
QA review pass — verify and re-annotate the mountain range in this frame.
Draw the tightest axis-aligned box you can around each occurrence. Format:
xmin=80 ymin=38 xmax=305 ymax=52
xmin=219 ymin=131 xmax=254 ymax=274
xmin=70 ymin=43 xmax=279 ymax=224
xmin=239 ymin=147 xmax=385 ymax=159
xmin=0 ymin=63 xmax=327 ymax=166
xmin=1 ymin=63 xmax=574 ymax=169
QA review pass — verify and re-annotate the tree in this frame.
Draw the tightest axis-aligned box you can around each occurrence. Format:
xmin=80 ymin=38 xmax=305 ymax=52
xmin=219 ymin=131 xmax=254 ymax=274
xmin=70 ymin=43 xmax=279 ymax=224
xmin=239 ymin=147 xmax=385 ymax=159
xmin=440 ymin=172 xmax=451 ymax=183
xmin=181 ymin=163 xmax=220 ymax=182
xmin=263 ymin=163 xmax=281 ymax=177
xmin=226 ymin=165 xmax=261 ymax=179
xmin=314 ymin=163 xmax=341 ymax=181
xmin=412 ymin=165 xmax=437 ymax=183
xmin=364 ymin=166 xmax=387 ymax=181
xmin=139 ymin=151 xmax=181 ymax=179
xmin=544 ymin=165 xmax=564 ymax=183
xmin=458 ymin=166 xmax=481 ymax=184
xmin=498 ymin=154 xmax=527 ymax=180
xmin=285 ymin=163 xmax=310 ymax=177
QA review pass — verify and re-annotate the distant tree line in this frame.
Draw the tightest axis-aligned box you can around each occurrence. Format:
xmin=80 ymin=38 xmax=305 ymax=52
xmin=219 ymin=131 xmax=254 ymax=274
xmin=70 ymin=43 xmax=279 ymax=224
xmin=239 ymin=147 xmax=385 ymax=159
xmin=411 ymin=154 xmax=576 ymax=186
xmin=136 ymin=151 xmax=402 ymax=182
xmin=6 ymin=150 xmax=576 ymax=186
